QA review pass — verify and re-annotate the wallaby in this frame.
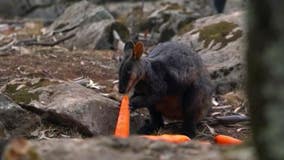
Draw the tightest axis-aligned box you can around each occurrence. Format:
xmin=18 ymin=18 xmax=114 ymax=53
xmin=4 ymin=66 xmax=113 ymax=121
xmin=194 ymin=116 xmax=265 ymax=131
xmin=118 ymin=41 xmax=213 ymax=137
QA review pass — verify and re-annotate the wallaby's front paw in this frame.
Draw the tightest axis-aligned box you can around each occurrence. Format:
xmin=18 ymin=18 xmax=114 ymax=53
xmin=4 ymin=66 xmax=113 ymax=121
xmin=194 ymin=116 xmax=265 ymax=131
xmin=137 ymin=122 xmax=156 ymax=135
xmin=182 ymin=126 xmax=196 ymax=138
xmin=130 ymin=96 xmax=145 ymax=110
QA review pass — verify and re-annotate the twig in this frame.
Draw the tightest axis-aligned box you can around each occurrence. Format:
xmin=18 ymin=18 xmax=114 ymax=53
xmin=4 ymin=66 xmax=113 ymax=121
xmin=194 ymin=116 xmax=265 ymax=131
xmin=0 ymin=38 xmax=16 ymax=52
xmin=53 ymin=23 xmax=81 ymax=34
xmin=204 ymin=123 xmax=216 ymax=135
xmin=212 ymin=105 xmax=232 ymax=110
xmin=205 ymin=115 xmax=250 ymax=125
xmin=17 ymin=33 xmax=75 ymax=47
xmin=216 ymin=115 xmax=250 ymax=124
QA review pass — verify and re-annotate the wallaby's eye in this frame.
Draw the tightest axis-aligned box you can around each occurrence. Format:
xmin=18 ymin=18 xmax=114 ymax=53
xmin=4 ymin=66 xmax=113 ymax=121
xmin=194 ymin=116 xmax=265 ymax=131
xmin=125 ymin=64 xmax=132 ymax=74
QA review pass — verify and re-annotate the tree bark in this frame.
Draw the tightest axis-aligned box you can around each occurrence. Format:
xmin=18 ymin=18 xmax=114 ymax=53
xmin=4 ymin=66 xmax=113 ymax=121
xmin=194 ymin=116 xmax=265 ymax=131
xmin=247 ymin=1 xmax=284 ymax=160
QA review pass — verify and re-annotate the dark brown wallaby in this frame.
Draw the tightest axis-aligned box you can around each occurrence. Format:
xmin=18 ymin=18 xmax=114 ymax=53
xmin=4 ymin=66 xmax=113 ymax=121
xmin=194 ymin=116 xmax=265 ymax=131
xmin=118 ymin=41 xmax=213 ymax=138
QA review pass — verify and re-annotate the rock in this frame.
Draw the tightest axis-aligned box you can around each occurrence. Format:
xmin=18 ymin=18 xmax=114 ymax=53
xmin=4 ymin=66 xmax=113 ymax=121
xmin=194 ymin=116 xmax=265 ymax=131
xmin=0 ymin=121 xmax=8 ymax=138
xmin=0 ymin=139 xmax=9 ymax=157
xmin=0 ymin=0 xmax=76 ymax=21
xmin=47 ymin=1 xmax=129 ymax=50
xmin=129 ymin=0 xmax=226 ymax=43
xmin=31 ymin=137 xmax=225 ymax=160
xmin=183 ymin=0 xmax=216 ymax=17
xmin=1 ymin=78 xmax=60 ymax=105
xmin=0 ymin=0 xmax=160 ymax=20
xmin=0 ymin=137 xmax=255 ymax=160
xmin=133 ymin=2 xmax=200 ymax=43
xmin=105 ymin=1 xmax=158 ymax=20
xmin=223 ymin=0 xmax=247 ymax=13
xmin=0 ymin=93 xmax=41 ymax=138
xmin=106 ymin=1 xmax=216 ymax=44
xmin=89 ymin=0 xmax=158 ymax=3
xmin=25 ymin=4 xmax=68 ymax=21
xmin=1 ymin=78 xmax=145 ymax=136
xmin=174 ymin=11 xmax=245 ymax=93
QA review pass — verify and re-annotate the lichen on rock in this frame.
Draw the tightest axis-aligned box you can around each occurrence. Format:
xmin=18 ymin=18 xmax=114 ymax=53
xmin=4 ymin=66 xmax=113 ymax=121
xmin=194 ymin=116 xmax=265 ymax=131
xmin=198 ymin=21 xmax=242 ymax=50
xmin=174 ymin=11 xmax=246 ymax=93
xmin=2 ymin=78 xmax=60 ymax=104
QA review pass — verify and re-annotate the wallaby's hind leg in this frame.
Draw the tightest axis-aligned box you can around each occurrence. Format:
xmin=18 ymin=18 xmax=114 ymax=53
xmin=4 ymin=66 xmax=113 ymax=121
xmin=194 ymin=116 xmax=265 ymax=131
xmin=137 ymin=107 xmax=164 ymax=134
xmin=182 ymin=84 xmax=210 ymax=138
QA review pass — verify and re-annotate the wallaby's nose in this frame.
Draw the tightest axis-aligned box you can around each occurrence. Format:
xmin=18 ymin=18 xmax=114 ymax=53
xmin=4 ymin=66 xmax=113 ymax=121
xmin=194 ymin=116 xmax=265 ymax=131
xmin=119 ymin=87 xmax=126 ymax=94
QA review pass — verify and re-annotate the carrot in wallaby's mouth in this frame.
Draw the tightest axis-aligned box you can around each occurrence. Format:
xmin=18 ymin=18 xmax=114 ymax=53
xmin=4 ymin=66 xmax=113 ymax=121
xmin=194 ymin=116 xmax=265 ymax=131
xmin=125 ymin=74 xmax=139 ymax=93
xmin=114 ymin=95 xmax=130 ymax=138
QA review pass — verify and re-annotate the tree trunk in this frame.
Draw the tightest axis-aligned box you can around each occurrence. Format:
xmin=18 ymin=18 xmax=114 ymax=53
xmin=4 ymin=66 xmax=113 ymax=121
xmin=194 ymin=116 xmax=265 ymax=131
xmin=247 ymin=1 xmax=284 ymax=160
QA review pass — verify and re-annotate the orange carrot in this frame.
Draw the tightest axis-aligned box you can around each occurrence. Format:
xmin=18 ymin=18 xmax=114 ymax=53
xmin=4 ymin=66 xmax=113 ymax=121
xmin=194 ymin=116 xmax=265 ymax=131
xmin=141 ymin=134 xmax=191 ymax=144
xmin=214 ymin=135 xmax=242 ymax=145
xmin=114 ymin=95 xmax=130 ymax=138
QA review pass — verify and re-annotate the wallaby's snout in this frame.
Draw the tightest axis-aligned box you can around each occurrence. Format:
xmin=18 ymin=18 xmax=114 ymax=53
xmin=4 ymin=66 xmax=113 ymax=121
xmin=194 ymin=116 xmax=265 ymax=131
xmin=118 ymin=85 xmax=126 ymax=94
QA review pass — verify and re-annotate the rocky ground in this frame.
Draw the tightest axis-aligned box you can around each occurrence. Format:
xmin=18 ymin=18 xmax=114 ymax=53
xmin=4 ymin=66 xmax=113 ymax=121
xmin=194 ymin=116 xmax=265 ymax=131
xmin=0 ymin=0 xmax=253 ymax=160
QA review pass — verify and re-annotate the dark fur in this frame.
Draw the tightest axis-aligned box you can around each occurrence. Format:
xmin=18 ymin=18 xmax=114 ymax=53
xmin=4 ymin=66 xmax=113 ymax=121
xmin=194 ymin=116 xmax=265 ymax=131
xmin=119 ymin=41 xmax=213 ymax=137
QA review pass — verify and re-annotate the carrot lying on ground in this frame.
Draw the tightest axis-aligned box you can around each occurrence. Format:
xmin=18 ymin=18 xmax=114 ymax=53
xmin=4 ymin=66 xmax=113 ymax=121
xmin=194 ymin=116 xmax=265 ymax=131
xmin=214 ymin=134 xmax=242 ymax=145
xmin=141 ymin=134 xmax=191 ymax=144
xmin=114 ymin=95 xmax=130 ymax=138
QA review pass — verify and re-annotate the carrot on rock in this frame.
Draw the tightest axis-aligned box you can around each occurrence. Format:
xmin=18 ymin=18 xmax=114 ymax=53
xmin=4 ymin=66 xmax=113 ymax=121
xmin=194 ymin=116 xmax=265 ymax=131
xmin=141 ymin=134 xmax=191 ymax=144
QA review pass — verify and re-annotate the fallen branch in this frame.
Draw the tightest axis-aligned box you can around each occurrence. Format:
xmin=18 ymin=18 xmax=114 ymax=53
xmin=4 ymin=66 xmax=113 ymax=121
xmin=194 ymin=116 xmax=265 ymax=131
xmin=205 ymin=115 xmax=250 ymax=125
xmin=53 ymin=23 xmax=81 ymax=34
xmin=0 ymin=39 xmax=16 ymax=51
xmin=16 ymin=33 xmax=75 ymax=47
xmin=212 ymin=105 xmax=232 ymax=110
xmin=216 ymin=115 xmax=250 ymax=124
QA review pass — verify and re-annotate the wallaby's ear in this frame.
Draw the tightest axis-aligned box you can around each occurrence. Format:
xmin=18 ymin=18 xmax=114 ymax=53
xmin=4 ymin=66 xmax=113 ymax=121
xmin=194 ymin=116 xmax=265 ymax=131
xmin=124 ymin=41 xmax=134 ymax=57
xmin=133 ymin=41 xmax=144 ymax=60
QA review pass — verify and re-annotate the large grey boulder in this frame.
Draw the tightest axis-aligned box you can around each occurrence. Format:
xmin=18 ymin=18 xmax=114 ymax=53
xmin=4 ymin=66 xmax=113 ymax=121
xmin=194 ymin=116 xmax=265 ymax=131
xmin=0 ymin=0 xmax=74 ymax=21
xmin=0 ymin=137 xmax=255 ymax=160
xmin=31 ymin=138 xmax=222 ymax=160
xmin=0 ymin=137 xmax=252 ymax=160
xmin=1 ymin=78 xmax=145 ymax=136
xmin=0 ymin=94 xmax=41 ymax=138
xmin=174 ymin=11 xmax=246 ymax=93
xmin=46 ymin=1 xmax=129 ymax=50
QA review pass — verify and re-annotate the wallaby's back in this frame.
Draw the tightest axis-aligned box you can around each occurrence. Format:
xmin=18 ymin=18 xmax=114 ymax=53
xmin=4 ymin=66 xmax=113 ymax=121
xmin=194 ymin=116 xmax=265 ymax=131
xmin=146 ymin=41 xmax=206 ymax=86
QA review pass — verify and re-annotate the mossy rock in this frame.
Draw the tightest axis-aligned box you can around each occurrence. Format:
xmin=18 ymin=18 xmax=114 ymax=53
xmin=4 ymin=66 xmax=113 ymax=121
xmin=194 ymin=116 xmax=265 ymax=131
xmin=198 ymin=21 xmax=243 ymax=50
xmin=3 ymin=78 xmax=59 ymax=104
xmin=177 ymin=22 xmax=194 ymax=35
